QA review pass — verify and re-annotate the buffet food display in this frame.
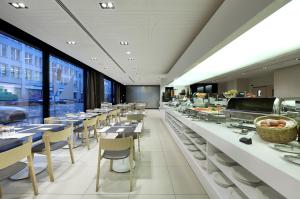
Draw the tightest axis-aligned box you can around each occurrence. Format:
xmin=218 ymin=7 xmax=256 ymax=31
xmin=163 ymin=95 xmax=300 ymax=198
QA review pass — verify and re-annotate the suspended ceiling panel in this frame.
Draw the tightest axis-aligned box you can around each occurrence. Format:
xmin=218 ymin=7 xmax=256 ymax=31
xmin=0 ymin=0 xmax=223 ymax=85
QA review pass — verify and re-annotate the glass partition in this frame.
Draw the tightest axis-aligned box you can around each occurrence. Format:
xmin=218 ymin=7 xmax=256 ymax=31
xmin=49 ymin=55 xmax=84 ymax=116
xmin=0 ymin=33 xmax=43 ymax=124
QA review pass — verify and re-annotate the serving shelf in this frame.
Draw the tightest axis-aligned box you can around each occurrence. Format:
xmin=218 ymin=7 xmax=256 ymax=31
xmin=161 ymin=105 xmax=296 ymax=199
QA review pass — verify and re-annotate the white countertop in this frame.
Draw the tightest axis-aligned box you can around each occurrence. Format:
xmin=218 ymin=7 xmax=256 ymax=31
xmin=163 ymin=106 xmax=300 ymax=199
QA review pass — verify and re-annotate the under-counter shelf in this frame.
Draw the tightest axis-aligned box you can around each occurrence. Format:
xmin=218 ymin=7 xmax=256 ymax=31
xmin=162 ymin=106 xmax=300 ymax=199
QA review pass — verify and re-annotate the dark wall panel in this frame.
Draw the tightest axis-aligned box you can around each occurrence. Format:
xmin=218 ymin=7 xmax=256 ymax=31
xmin=126 ymin=86 xmax=160 ymax=109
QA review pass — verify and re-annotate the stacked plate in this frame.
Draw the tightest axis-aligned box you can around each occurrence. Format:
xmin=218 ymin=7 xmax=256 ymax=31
xmin=189 ymin=133 xmax=201 ymax=138
xmin=228 ymin=187 xmax=248 ymax=199
xmin=193 ymin=151 xmax=206 ymax=160
xmin=187 ymin=145 xmax=199 ymax=152
xmin=182 ymin=139 xmax=193 ymax=145
xmin=213 ymin=172 xmax=234 ymax=188
xmin=256 ymin=185 xmax=285 ymax=199
xmin=198 ymin=160 xmax=207 ymax=170
xmin=200 ymin=143 xmax=207 ymax=152
xmin=232 ymin=166 xmax=261 ymax=186
xmin=216 ymin=153 xmax=236 ymax=166
xmin=195 ymin=137 xmax=206 ymax=145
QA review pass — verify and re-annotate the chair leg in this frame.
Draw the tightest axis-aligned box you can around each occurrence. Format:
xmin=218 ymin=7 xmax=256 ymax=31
xmin=129 ymin=153 xmax=133 ymax=192
xmin=84 ymin=130 xmax=90 ymax=150
xmin=45 ymin=144 xmax=54 ymax=182
xmin=96 ymin=154 xmax=101 ymax=192
xmin=0 ymin=183 xmax=2 ymax=198
xmin=68 ymin=138 xmax=75 ymax=164
xmin=27 ymin=155 xmax=38 ymax=195
xmin=138 ymin=134 xmax=141 ymax=152
xmin=109 ymin=160 xmax=113 ymax=171
xmin=94 ymin=129 xmax=98 ymax=142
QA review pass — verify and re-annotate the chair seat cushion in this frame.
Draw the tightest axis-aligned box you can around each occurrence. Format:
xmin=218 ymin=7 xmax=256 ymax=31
xmin=32 ymin=141 xmax=68 ymax=153
xmin=0 ymin=162 xmax=27 ymax=180
xmin=74 ymin=126 xmax=94 ymax=133
xmin=116 ymin=132 xmax=137 ymax=139
xmin=103 ymin=149 xmax=130 ymax=160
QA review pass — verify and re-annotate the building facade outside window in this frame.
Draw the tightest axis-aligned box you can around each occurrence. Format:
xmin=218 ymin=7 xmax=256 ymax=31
xmin=49 ymin=55 xmax=84 ymax=116
xmin=0 ymin=33 xmax=43 ymax=125
xmin=0 ymin=43 xmax=7 ymax=57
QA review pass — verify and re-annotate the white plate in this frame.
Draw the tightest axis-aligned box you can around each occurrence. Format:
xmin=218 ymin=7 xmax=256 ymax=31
xmin=193 ymin=151 xmax=205 ymax=160
xmin=256 ymin=185 xmax=285 ymax=199
xmin=216 ymin=153 xmax=236 ymax=166
xmin=232 ymin=166 xmax=261 ymax=186
xmin=38 ymin=127 xmax=52 ymax=131
xmin=283 ymin=154 xmax=300 ymax=165
xmin=269 ymin=143 xmax=300 ymax=154
xmin=187 ymin=145 xmax=199 ymax=152
xmin=213 ymin=172 xmax=234 ymax=188
xmin=228 ymin=187 xmax=248 ymax=199
xmin=183 ymin=140 xmax=193 ymax=145
xmin=195 ymin=138 xmax=206 ymax=145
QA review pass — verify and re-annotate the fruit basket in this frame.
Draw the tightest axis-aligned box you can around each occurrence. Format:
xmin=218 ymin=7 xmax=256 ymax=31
xmin=254 ymin=115 xmax=298 ymax=143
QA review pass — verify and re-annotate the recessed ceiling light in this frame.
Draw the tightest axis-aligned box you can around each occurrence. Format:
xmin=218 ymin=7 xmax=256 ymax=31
xmin=100 ymin=2 xmax=114 ymax=9
xmin=107 ymin=2 xmax=114 ymax=8
xmin=120 ymin=41 xmax=128 ymax=45
xmin=91 ymin=57 xmax=97 ymax=60
xmin=128 ymin=57 xmax=135 ymax=61
xmin=262 ymin=66 xmax=268 ymax=70
xmin=242 ymin=72 xmax=246 ymax=75
xmin=126 ymin=51 xmax=131 ymax=55
xmin=9 ymin=2 xmax=28 ymax=9
xmin=66 ymin=41 xmax=76 ymax=45
xmin=296 ymin=58 xmax=300 ymax=61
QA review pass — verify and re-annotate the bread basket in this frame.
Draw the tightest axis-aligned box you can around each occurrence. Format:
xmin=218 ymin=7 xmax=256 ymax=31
xmin=254 ymin=115 xmax=298 ymax=144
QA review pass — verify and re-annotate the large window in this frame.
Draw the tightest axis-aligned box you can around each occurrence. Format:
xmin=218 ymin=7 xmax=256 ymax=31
xmin=49 ymin=56 xmax=84 ymax=116
xmin=104 ymin=78 xmax=112 ymax=103
xmin=0 ymin=33 xmax=43 ymax=124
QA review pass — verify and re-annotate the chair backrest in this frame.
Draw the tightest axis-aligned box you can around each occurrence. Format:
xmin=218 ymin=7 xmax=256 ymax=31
xmin=100 ymin=136 xmax=133 ymax=151
xmin=0 ymin=138 xmax=32 ymax=169
xmin=84 ymin=117 xmax=98 ymax=130
xmin=43 ymin=126 xmax=72 ymax=143
xmin=127 ymin=114 xmax=144 ymax=122
xmin=97 ymin=114 xmax=107 ymax=126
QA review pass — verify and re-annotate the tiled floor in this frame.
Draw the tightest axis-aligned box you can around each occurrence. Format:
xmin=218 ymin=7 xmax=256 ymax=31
xmin=1 ymin=110 xmax=209 ymax=199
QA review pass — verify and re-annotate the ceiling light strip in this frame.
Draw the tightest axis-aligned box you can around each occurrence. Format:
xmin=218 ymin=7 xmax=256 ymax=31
xmin=55 ymin=0 xmax=126 ymax=74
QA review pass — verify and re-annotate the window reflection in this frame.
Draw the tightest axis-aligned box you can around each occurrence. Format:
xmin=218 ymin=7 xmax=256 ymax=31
xmin=0 ymin=33 xmax=43 ymax=125
xmin=49 ymin=56 xmax=84 ymax=116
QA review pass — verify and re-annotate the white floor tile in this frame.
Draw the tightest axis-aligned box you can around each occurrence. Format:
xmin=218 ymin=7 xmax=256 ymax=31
xmin=1 ymin=110 xmax=209 ymax=199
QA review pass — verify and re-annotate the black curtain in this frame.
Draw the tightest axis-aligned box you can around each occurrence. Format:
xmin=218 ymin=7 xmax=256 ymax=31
xmin=86 ymin=70 xmax=102 ymax=109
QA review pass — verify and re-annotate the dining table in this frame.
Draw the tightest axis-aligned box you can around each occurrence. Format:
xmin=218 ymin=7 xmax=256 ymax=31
xmin=50 ymin=112 xmax=100 ymax=148
xmin=0 ymin=123 xmax=66 ymax=180
xmin=99 ymin=121 xmax=143 ymax=173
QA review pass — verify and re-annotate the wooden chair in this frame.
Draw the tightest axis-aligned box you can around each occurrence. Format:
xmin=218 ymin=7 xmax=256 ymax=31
xmin=96 ymin=136 xmax=134 ymax=192
xmin=0 ymin=137 xmax=38 ymax=197
xmin=115 ymin=109 xmax=121 ymax=122
xmin=32 ymin=126 xmax=74 ymax=182
xmin=83 ymin=117 xmax=98 ymax=150
xmin=126 ymin=114 xmax=144 ymax=152
xmin=96 ymin=114 xmax=107 ymax=129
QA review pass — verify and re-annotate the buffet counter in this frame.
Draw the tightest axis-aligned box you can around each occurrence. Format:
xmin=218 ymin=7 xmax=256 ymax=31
xmin=161 ymin=105 xmax=300 ymax=199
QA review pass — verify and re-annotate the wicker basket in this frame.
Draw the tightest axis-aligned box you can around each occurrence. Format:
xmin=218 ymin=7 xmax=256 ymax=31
xmin=254 ymin=115 xmax=298 ymax=144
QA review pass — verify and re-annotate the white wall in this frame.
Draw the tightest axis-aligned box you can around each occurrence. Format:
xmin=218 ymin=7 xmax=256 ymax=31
xmin=274 ymin=64 xmax=300 ymax=98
